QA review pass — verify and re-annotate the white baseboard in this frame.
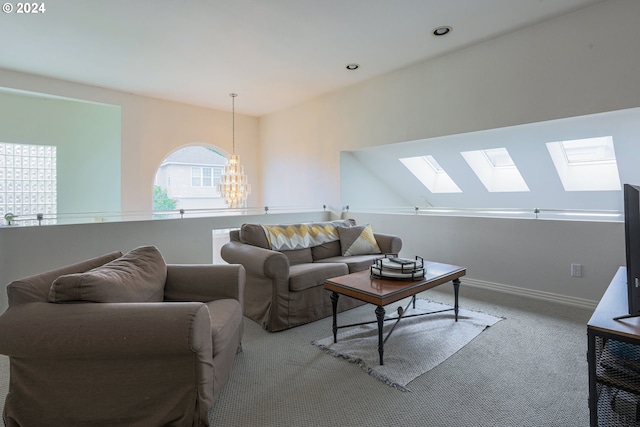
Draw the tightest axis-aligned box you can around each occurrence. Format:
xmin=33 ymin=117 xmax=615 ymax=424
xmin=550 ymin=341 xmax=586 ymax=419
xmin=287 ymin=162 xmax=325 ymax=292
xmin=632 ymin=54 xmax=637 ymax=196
xmin=461 ymin=277 xmax=598 ymax=310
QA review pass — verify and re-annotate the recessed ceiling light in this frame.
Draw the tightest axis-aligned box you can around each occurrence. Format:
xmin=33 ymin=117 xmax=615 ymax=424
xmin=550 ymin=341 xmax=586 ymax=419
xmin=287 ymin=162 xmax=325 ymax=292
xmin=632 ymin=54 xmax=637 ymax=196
xmin=345 ymin=63 xmax=360 ymax=70
xmin=432 ymin=26 xmax=452 ymax=36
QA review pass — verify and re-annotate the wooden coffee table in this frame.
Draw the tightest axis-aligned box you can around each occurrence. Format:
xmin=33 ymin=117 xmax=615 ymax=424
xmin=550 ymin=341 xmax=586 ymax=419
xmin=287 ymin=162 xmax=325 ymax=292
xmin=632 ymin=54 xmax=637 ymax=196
xmin=324 ymin=261 xmax=467 ymax=365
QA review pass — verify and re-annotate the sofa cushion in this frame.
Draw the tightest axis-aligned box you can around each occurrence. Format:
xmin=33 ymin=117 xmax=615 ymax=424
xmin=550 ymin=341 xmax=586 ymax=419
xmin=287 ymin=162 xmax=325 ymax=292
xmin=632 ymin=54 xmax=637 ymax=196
xmin=289 ymin=263 xmax=348 ymax=292
xmin=239 ymin=223 xmax=270 ymax=249
xmin=316 ymin=254 xmax=385 ymax=273
xmin=49 ymin=245 xmax=167 ymax=303
xmin=311 ymin=240 xmax=342 ymax=261
xmin=338 ymin=224 xmax=381 ymax=256
xmin=281 ymin=248 xmax=313 ymax=265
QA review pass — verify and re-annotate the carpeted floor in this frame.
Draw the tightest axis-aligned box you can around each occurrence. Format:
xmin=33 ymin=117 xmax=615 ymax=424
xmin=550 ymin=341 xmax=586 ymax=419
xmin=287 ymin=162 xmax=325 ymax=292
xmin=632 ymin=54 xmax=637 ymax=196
xmin=0 ymin=284 xmax=593 ymax=427
xmin=209 ymin=285 xmax=592 ymax=427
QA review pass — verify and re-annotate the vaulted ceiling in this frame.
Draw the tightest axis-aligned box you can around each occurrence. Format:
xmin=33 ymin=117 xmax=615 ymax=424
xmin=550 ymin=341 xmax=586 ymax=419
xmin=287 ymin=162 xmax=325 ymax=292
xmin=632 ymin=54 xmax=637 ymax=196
xmin=0 ymin=0 xmax=606 ymax=116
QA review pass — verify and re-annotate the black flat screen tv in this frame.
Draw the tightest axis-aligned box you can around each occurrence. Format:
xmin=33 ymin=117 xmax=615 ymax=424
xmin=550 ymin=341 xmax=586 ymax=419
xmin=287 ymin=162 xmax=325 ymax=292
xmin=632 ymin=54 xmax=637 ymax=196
xmin=618 ymin=183 xmax=640 ymax=320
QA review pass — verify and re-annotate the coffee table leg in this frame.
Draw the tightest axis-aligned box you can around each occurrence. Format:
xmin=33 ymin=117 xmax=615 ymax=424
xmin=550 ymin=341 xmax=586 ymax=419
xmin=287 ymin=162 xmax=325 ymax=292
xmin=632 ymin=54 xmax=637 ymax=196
xmin=375 ymin=305 xmax=385 ymax=365
xmin=453 ymin=278 xmax=460 ymax=321
xmin=331 ymin=292 xmax=339 ymax=343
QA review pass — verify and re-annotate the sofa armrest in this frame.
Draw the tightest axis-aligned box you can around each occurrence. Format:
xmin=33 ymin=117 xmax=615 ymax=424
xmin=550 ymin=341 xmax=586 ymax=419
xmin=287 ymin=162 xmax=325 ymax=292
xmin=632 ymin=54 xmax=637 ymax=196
xmin=374 ymin=233 xmax=403 ymax=255
xmin=164 ymin=264 xmax=245 ymax=307
xmin=0 ymin=302 xmax=212 ymax=359
xmin=221 ymin=241 xmax=289 ymax=280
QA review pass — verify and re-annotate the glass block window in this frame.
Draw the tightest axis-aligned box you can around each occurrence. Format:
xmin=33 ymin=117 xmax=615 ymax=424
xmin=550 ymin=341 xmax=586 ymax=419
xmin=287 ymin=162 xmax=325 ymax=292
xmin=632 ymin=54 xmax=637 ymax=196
xmin=0 ymin=142 xmax=57 ymax=225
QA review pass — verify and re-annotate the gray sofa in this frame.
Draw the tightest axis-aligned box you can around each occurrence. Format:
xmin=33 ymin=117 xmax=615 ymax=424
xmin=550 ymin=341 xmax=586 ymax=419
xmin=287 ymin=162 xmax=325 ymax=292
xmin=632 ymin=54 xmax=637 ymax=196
xmin=221 ymin=219 xmax=402 ymax=332
xmin=0 ymin=246 xmax=245 ymax=427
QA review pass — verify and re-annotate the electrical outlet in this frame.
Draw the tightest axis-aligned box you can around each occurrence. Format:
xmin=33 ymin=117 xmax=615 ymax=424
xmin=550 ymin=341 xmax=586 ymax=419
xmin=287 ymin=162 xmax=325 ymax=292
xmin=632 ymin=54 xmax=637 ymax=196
xmin=571 ymin=263 xmax=583 ymax=277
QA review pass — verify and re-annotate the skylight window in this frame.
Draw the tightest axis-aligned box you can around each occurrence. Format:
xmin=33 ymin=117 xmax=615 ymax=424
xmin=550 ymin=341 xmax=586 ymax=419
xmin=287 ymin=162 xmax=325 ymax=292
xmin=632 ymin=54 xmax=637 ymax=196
xmin=546 ymin=136 xmax=621 ymax=191
xmin=461 ymin=147 xmax=530 ymax=192
xmin=483 ymin=148 xmax=514 ymax=168
xmin=424 ymin=155 xmax=444 ymax=172
xmin=561 ymin=137 xmax=616 ymax=164
xmin=399 ymin=155 xmax=461 ymax=193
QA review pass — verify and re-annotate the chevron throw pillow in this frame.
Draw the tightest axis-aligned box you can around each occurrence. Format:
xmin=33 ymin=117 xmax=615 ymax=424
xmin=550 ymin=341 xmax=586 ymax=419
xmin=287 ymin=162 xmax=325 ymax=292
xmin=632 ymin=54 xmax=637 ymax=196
xmin=338 ymin=224 xmax=381 ymax=256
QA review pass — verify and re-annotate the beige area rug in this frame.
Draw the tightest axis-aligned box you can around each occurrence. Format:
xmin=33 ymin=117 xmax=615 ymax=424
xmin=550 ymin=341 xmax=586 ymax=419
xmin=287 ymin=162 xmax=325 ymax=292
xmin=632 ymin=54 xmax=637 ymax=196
xmin=311 ymin=298 xmax=503 ymax=391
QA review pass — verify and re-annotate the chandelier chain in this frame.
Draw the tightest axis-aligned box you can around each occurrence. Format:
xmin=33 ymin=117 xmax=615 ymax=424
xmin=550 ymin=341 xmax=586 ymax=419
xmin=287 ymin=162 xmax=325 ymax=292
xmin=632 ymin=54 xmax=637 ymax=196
xmin=231 ymin=93 xmax=236 ymax=153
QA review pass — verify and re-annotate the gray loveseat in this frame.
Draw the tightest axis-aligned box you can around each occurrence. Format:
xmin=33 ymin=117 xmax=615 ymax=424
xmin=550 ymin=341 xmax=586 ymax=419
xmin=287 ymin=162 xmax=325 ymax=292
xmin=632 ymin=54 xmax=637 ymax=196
xmin=0 ymin=246 xmax=245 ymax=427
xmin=221 ymin=219 xmax=402 ymax=332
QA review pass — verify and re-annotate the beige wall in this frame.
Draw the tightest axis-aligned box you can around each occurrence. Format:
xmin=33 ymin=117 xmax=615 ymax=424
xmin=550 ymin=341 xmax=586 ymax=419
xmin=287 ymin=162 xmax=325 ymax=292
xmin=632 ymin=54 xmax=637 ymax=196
xmin=0 ymin=69 xmax=261 ymax=213
xmin=259 ymin=0 xmax=640 ymax=212
xmin=253 ymin=0 xmax=640 ymax=305
xmin=2 ymin=0 xmax=639 ymax=310
xmin=3 ymin=1 xmax=637 ymax=215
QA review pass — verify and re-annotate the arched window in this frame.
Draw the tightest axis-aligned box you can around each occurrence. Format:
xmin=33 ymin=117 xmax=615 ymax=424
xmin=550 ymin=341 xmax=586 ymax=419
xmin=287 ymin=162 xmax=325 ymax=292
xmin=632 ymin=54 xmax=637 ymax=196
xmin=153 ymin=146 xmax=227 ymax=211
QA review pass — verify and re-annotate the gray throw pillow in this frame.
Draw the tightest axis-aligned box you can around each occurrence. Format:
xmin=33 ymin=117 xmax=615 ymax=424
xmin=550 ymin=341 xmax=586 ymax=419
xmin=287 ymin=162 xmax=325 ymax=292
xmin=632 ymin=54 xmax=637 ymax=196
xmin=49 ymin=245 xmax=167 ymax=303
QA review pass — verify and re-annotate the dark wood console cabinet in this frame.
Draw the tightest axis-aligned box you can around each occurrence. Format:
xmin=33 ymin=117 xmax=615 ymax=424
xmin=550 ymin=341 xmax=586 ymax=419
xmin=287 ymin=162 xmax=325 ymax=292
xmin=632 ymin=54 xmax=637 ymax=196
xmin=588 ymin=267 xmax=640 ymax=426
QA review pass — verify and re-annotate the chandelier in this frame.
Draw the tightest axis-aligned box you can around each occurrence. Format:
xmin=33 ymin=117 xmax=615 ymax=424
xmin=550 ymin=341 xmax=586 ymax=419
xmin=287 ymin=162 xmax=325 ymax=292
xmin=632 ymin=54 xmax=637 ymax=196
xmin=218 ymin=93 xmax=251 ymax=208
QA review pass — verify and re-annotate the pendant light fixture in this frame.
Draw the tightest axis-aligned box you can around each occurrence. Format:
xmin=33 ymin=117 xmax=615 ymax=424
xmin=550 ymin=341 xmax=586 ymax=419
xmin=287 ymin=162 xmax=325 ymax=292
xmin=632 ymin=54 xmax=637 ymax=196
xmin=218 ymin=93 xmax=250 ymax=208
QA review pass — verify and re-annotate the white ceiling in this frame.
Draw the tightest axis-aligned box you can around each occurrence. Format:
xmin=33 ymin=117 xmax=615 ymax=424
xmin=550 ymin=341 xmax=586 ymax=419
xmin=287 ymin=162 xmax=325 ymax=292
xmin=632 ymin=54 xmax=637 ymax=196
xmin=0 ymin=0 xmax=606 ymax=116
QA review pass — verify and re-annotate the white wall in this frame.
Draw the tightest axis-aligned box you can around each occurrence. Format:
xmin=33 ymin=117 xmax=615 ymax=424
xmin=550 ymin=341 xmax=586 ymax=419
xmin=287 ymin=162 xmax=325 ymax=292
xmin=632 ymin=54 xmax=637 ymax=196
xmin=0 ymin=71 xmax=262 ymax=311
xmin=0 ymin=209 xmax=619 ymax=312
xmin=0 ymin=211 xmax=330 ymax=311
xmin=348 ymin=212 xmax=624 ymax=306
xmin=259 ymin=0 xmax=640 ymax=211
xmin=341 ymin=107 xmax=640 ymax=212
xmin=1 ymin=0 xmax=639 ymax=313
xmin=0 ymin=69 xmax=261 ymax=213
xmin=0 ymin=91 xmax=121 ymax=215
xmin=256 ymin=0 xmax=640 ymax=304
